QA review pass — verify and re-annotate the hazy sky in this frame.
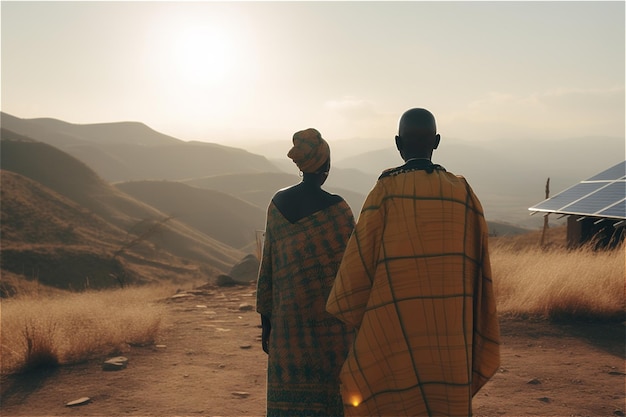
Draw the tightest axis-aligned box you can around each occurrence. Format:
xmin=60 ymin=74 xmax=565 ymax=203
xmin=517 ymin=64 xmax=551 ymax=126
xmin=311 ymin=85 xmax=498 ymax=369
xmin=2 ymin=1 xmax=625 ymax=146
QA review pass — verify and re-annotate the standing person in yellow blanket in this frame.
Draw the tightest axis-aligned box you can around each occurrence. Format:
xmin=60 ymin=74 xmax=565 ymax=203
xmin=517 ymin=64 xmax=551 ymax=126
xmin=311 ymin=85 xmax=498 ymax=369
xmin=326 ymin=108 xmax=500 ymax=417
xmin=256 ymin=128 xmax=355 ymax=416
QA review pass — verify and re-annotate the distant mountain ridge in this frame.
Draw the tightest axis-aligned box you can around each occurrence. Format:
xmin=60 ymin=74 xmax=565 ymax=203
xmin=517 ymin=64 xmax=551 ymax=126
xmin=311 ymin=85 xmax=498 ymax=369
xmin=1 ymin=112 xmax=181 ymax=146
xmin=1 ymin=112 xmax=281 ymax=181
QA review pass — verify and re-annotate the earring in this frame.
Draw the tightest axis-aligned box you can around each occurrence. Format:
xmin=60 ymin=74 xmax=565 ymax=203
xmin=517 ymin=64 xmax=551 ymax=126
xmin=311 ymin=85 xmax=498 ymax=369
xmin=299 ymin=171 xmax=303 ymax=177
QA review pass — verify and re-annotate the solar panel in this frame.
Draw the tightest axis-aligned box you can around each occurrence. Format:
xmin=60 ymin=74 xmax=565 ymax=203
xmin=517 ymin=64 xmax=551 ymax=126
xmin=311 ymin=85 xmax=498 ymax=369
xmin=530 ymin=182 xmax=605 ymax=212
xmin=588 ymin=162 xmax=626 ymax=181
xmin=598 ymin=198 xmax=626 ymax=218
xmin=529 ymin=161 xmax=626 ymax=220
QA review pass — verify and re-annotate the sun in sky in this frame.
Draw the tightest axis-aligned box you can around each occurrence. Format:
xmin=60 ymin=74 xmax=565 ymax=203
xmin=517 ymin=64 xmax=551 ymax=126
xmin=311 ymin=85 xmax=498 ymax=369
xmin=148 ymin=13 xmax=249 ymax=91
xmin=169 ymin=25 xmax=234 ymax=88
xmin=142 ymin=7 xmax=260 ymax=131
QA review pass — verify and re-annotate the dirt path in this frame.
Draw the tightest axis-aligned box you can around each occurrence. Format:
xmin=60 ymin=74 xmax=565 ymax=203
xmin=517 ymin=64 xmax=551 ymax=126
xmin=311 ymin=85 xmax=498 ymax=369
xmin=1 ymin=285 xmax=624 ymax=416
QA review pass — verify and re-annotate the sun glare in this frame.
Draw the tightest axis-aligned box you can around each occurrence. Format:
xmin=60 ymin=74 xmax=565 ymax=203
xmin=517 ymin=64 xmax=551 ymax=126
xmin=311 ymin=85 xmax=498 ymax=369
xmin=144 ymin=8 xmax=259 ymax=124
xmin=172 ymin=26 xmax=232 ymax=87
xmin=147 ymin=13 xmax=249 ymax=93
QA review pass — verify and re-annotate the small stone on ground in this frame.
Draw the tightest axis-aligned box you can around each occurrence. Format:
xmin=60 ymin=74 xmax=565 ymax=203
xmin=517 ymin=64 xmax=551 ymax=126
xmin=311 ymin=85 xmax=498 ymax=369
xmin=66 ymin=397 xmax=91 ymax=407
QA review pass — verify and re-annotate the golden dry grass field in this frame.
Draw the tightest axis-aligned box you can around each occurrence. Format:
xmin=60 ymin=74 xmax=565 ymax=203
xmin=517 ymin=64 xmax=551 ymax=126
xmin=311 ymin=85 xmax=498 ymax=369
xmin=491 ymin=239 xmax=624 ymax=321
xmin=1 ymin=227 xmax=624 ymax=416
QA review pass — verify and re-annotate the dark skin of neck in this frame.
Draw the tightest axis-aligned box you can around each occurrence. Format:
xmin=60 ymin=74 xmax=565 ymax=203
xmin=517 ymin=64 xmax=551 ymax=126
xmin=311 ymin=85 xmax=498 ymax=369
xmin=271 ymin=164 xmax=342 ymax=223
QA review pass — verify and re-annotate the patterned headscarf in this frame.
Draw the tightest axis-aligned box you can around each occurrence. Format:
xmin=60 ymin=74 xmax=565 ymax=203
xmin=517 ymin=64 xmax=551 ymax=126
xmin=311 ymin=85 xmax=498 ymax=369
xmin=287 ymin=128 xmax=330 ymax=173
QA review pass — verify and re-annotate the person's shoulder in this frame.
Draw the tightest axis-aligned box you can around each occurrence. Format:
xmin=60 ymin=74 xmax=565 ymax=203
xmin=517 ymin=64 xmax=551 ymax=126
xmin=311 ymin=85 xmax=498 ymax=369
xmin=271 ymin=184 xmax=300 ymax=204
xmin=324 ymin=192 xmax=345 ymax=204
xmin=378 ymin=166 xmax=399 ymax=179
xmin=378 ymin=164 xmax=411 ymax=180
xmin=439 ymin=171 xmax=473 ymax=189
xmin=276 ymin=182 xmax=299 ymax=194
xmin=318 ymin=191 xmax=349 ymax=211
xmin=449 ymin=172 xmax=470 ymax=185
xmin=323 ymin=193 xmax=356 ymax=219
xmin=448 ymin=174 xmax=483 ymax=203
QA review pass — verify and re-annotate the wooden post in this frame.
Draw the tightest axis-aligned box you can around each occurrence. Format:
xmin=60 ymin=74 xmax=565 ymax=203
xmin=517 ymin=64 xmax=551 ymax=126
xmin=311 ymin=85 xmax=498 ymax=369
xmin=540 ymin=177 xmax=550 ymax=247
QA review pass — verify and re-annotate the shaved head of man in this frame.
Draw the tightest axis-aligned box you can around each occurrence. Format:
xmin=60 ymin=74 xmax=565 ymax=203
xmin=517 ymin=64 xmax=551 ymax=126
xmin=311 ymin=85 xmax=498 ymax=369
xmin=395 ymin=108 xmax=441 ymax=161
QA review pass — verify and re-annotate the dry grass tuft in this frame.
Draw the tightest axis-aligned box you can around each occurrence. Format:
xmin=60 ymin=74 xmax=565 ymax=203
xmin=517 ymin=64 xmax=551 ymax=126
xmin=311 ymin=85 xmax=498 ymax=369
xmin=491 ymin=240 xmax=625 ymax=321
xmin=20 ymin=319 xmax=60 ymax=372
xmin=0 ymin=285 xmax=175 ymax=375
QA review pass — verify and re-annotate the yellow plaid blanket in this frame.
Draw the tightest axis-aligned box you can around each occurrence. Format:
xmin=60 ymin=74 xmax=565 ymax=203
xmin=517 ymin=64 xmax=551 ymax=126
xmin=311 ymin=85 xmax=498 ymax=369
xmin=326 ymin=166 xmax=500 ymax=416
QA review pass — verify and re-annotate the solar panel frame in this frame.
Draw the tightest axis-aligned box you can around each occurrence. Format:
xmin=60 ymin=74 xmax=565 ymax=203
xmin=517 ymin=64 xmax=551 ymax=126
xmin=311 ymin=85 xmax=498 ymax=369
xmin=528 ymin=161 xmax=626 ymax=220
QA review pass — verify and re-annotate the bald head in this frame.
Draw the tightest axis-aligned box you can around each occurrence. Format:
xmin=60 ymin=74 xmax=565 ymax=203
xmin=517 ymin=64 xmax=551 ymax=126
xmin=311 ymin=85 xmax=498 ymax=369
xmin=395 ymin=108 xmax=440 ymax=161
xmin=398 ymin=108 xmax=437 ymax=135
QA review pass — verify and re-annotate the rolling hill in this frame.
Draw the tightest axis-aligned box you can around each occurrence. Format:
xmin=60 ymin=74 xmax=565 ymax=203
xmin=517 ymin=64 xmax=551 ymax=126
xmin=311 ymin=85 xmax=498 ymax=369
xmin=1 ymin=135 xmax=246 ymax=290
xmin=115 ymin=180 xmax=267 ymax=250
xmin=1 ymin=169 xmax=208 ymax=291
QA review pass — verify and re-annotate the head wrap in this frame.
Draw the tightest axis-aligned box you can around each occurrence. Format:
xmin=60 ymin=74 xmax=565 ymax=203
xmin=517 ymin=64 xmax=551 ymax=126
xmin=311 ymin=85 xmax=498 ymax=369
xmin=287 ymin=128 xmax=330 ymax=173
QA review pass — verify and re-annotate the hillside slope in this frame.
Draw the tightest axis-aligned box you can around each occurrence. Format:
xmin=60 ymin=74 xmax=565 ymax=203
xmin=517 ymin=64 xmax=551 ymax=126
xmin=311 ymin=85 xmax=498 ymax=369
xmin=115 ymin=180 xmax=266 ymax=249
xmin=1 ymin=137 xmax=244 ymax=277
xmin=0 ymin=170 xmax=206 ymax=291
